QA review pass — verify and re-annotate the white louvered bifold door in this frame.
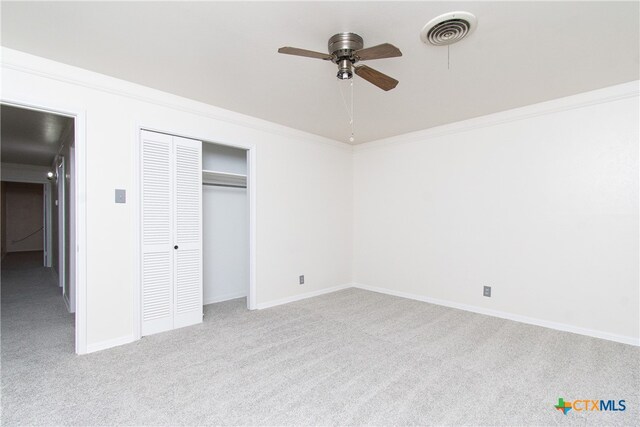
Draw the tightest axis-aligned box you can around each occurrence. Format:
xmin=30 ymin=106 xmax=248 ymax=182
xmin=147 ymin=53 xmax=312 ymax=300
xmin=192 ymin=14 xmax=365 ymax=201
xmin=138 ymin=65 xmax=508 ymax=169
xmin=172 ymin=136 xmax=203 ymax=329
xmin=141 ymin=131 xmax=174 ymax=336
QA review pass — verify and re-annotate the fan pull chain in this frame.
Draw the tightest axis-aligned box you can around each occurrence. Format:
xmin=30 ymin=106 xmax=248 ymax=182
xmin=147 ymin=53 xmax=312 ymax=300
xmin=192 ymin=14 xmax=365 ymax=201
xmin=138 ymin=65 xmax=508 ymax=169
xmin=349 ymin=79 xmax=354 ymax=143
xmin=339 ymin=78 xmax=355 ymax=143
xmin=447 ymin=45 xmax=450 ymax=70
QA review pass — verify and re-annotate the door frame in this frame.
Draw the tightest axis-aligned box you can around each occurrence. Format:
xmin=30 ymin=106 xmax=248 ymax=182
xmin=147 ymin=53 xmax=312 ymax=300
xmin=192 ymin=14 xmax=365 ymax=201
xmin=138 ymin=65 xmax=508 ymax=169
xmin=133 ymin=123 xmax=257 ymax=341
xmin=57 ymin=156 xmax=65 ymax=290
xmin=43 ymin=183 xmax=52 ymax=268
xmin=0 ymin=98 xmax=88 ymax=355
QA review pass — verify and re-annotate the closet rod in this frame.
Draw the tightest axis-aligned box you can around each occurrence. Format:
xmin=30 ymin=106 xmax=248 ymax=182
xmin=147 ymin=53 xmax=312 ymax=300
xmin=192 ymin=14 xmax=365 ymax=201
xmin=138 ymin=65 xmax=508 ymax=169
xmin=202 ymin=182 xmax=247 ymax=189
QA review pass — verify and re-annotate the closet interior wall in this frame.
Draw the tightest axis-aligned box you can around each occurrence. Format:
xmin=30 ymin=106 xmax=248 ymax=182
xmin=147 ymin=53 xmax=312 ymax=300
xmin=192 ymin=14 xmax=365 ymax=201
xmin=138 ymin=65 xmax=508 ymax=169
xmin=202 ymin=142 xmax=249 ymax=305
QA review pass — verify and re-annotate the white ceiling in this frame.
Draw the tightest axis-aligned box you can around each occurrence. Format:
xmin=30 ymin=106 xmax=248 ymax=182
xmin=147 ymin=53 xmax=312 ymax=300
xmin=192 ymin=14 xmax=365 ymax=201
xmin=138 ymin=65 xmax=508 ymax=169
xmin=1 ymin=105 xmax=73 ymax=167
xmin=1 ymin=1 xmax=638 ymax=144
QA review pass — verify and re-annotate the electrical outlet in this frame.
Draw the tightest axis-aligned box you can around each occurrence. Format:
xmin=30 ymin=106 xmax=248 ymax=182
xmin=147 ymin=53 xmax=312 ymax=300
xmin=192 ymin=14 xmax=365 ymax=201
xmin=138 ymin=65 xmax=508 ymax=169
xmin=483 ymin=286 xmax=491 ymax=297
xmin=299 ymin=275 xmax=304 ymax=285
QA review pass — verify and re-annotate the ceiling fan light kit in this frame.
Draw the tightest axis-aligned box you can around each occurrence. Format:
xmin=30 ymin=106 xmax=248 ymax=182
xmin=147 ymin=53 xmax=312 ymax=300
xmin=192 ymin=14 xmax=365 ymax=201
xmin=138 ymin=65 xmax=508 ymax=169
xmin=337 ymin=58 xmax=353 ymax=80
xmin=278 ymin=32 xmax=402 ymax=91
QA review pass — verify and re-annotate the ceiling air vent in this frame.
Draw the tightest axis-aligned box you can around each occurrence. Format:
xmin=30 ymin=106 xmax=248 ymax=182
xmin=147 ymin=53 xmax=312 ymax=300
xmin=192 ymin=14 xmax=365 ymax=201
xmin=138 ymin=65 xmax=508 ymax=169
xmin=421 ymin=12 xmax=477 ymax=46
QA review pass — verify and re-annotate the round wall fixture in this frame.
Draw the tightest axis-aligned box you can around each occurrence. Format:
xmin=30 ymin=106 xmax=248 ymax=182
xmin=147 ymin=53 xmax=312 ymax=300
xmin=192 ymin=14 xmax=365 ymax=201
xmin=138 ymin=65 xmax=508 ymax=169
xmin=420 ymin=11 xmax=477 ymax=46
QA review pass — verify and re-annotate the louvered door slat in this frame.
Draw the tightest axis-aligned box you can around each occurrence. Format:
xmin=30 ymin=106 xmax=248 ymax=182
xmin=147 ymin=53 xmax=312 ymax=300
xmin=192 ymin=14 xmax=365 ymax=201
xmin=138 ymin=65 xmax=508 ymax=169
xmin=141 ymin=131 xmax=174 ymax=336
xmin=173 ymin=136 xmax=203 ymax=329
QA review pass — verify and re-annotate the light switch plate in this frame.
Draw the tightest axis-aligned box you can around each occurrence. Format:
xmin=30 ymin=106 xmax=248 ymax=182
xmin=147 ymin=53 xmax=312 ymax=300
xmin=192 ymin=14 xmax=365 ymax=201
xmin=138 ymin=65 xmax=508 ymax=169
xmin=115 ymin=189 xmax=126 ymax=203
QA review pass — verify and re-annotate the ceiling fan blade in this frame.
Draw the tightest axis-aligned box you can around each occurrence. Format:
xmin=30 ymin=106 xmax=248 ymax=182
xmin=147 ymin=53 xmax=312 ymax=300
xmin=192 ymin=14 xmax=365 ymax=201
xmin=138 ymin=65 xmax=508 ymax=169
xmin=354 ymin=65 xmax=399 ymax=91
xmin=355 ymin=43 xmax=402 ymax=61
xmin=278 ymin=47 xmax=333 ymax=60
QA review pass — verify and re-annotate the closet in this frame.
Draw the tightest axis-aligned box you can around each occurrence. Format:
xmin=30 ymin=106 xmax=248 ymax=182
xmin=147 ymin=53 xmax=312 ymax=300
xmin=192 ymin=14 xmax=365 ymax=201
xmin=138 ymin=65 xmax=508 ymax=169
xmin=140 ymin=130 xmax=202 ymax=336
xmin=140 ymin=131 xmax=249 ymax=337
xmin=202 ymin=143 xmax=248 ymax=305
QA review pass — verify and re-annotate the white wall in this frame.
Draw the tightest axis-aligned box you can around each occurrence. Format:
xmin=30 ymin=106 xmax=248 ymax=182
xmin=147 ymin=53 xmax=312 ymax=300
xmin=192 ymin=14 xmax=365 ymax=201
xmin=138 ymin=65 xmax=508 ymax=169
xmin=203 ymin=143 xmax=247 ymax=175
xmin=353 ymin=82 xmax=639 ymax=344
xmin=202 ymin=143 xmax=249 ymax=304
xmin=1 ymin=48 xmax=353 ymax=352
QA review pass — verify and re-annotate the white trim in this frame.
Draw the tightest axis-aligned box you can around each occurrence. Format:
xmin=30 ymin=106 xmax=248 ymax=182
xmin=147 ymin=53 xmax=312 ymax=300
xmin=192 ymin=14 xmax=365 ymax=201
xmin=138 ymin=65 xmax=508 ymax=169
xmin=1 ymin=47 xmax=349 ymax=152
xmin=3 ymin=49 xmax=635 ymax=154
xmin=354 ymin=80 xmax=640 ymax=152
xmin=204 ymin=292 xmax=248 ymax=306
xmin=352 ymin=283 xmax=640 ymax=347
xmin=73 ymin=109 xmax=87 ymax=355
xmin=132 ymin=125 xmax=142 ymax=341
xmin=0 ymin=98 xmax=88 ymax=355
xmin=247 ymin=147 xmax=257 ymax=310
xmin=255 ymin=283 xmax=352 ymax=310
xmin=44 ymin=183 xmax=52 ymax=267
xmin=85 ymin=335 xmax=136 ymax=354
xmin=57 ymin=156 xmax=65 ymax=290
xmin=67 ymin=133 xmax=76 ymax=314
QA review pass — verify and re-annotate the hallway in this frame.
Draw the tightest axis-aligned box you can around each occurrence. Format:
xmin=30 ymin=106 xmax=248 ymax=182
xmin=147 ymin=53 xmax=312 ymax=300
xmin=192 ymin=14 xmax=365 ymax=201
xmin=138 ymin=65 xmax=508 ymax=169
xmin=1 ymin=252 xmax=73 ymax=349
xmin=1 ymin=251 xmax=75 ymax=410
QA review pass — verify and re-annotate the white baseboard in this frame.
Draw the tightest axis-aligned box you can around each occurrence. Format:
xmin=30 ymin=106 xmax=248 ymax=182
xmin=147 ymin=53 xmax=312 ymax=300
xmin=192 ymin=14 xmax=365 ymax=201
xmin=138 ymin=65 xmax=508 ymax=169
xmin=85 ymin=334 xmax=136 ymax=354
xmin=204 ymin=292 xmax=248 ymax=306
xmin=83 ymin=283 xmax=638 ymax=353
xmin=63 ymin=293 xmax=71 ymax=313
xmin=86 ymin=285 xmax=348 ymax=353
xmin=63 ymin=293 xmax=76 ymax=314
xmin=352 ymin=283 xmax=640 ymax=347
xmin=256 ymin=283 xmax=352 ymax=310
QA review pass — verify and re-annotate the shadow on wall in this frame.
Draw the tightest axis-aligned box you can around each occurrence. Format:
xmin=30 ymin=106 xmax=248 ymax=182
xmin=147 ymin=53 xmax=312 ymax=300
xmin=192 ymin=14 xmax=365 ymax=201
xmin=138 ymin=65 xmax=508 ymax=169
xmin=2 ymin=182 xmax=44 ymax=254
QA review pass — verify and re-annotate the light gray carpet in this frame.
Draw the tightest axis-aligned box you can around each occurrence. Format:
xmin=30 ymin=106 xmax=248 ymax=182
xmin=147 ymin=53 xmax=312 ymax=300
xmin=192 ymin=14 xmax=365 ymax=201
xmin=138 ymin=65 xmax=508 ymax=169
xmin=1 ymin=258 xmax=638 ymax=426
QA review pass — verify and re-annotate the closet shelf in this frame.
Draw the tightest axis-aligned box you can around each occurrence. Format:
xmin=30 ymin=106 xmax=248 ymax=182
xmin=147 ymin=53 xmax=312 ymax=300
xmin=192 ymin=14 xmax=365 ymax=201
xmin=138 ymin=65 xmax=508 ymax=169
xmin=202 ymin=169 xmax=247 ymax=188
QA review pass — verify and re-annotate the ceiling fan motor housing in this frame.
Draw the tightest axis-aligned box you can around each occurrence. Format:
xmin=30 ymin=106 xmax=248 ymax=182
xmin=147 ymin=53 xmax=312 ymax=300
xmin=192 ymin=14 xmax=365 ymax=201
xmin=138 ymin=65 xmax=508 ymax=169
xmin=328 ymin=33 xmax=363 ymax=61
xmin=328 ymin=33 xmax=363 ymax=79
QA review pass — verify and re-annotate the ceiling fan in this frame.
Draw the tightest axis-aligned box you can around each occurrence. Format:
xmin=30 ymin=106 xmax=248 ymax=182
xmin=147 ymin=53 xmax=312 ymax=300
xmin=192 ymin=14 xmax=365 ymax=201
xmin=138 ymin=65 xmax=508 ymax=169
xmin=278 ymin=33 xmax=402 ymax=91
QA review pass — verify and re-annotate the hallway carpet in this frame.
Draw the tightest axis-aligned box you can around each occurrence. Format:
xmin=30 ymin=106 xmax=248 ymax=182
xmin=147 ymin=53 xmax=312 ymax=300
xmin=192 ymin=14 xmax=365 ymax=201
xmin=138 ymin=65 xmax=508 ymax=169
xmin=1 ymin=261 xmax=638 ymax=425
xmin=1 ymin=251 xmax=46 ymax=270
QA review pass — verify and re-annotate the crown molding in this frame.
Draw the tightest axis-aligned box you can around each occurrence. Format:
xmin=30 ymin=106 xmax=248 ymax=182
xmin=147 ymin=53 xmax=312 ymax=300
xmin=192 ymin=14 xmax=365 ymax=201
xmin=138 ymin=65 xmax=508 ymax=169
xmin=355 ymin=80 xmax=640 ymax=153
xmin=2 ymin=49 xmax=635 ymax=156
xmin=0 ymin=48 xmax=352 ymax=152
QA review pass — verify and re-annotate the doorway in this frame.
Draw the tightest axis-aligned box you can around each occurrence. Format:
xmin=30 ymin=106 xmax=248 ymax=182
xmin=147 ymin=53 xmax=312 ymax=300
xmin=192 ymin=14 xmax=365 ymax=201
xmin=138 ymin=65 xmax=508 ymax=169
xmin=1 ymin=103 xmax=80 ymax=352
xmin=202 ymin=141 xmax=249 ymax=306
